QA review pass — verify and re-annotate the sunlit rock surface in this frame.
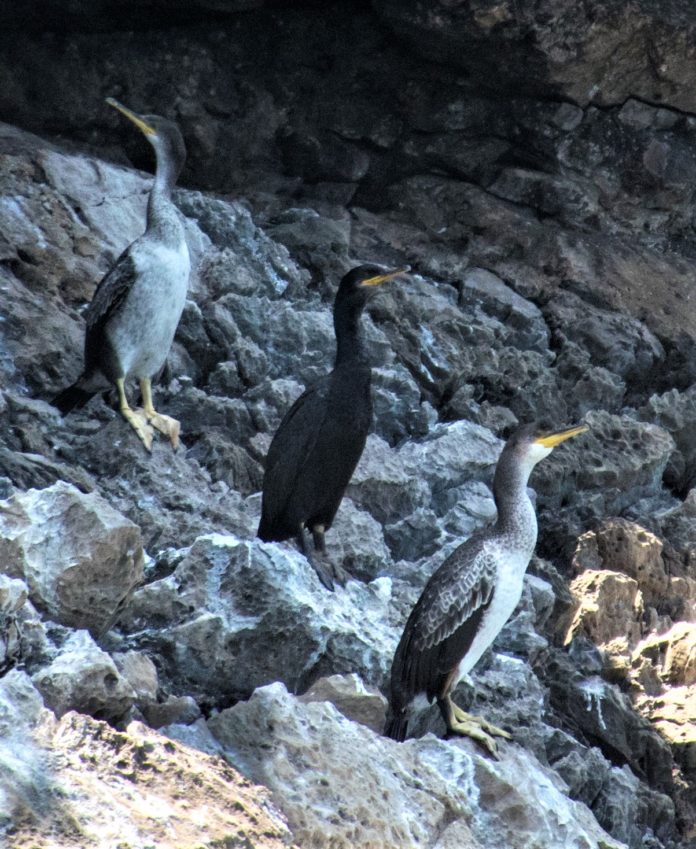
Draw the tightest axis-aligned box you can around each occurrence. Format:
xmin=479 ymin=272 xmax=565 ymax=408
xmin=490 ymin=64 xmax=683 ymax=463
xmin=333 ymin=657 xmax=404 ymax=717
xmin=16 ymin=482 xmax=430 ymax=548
xmin=0 ymin=2 xmax=695 ymax=845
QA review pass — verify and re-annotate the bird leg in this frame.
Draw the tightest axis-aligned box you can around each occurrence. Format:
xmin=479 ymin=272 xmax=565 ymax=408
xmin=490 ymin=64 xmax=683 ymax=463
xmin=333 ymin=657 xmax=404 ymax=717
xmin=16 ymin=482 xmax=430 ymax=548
xmin=116 ymin=377 xmax=154 ymax=451
xmin=438 ymin=694 xmax=511 ymax=759
xmin=311 ymin=524 xmax=326 ymax=553
xmin=296 ymin=526 xmax=336 ymax=592
xmin=312 ymin=524 xmax=351 ymax=587
xmin=140 ymin=378 xmax=181 ymax=449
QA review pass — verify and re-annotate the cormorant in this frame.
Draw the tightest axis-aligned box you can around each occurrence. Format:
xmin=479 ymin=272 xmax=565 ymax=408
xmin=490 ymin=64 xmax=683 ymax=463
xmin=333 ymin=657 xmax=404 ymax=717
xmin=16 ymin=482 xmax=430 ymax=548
xmin=384 ymin=422 xmax=588 ymax=754
xmin=258 ymin=263 xmax=409 ymax=591
xmin=52 ymin=98 xmax=189 ymax=451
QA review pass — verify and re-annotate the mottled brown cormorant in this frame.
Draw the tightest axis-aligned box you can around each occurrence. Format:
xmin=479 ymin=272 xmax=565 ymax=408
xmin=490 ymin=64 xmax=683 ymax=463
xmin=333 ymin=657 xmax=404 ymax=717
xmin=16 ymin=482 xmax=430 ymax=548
xmin=52 ymin=98 xmax=189 ymax=451
xmin=385 ymin=422 xmax=588 ymax=754
xmin=258 ymin=264 xmax=409 ymax=590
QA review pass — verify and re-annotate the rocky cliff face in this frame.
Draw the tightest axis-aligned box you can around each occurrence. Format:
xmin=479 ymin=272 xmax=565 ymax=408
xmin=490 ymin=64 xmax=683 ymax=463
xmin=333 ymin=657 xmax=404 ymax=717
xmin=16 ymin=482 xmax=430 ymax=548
xmin=0 ymin=2 xmax=695 ymax=847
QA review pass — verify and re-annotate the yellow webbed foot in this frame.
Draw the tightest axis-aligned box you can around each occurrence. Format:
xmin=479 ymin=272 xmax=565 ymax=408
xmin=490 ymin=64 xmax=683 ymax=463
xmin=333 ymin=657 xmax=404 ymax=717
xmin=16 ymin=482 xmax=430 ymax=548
xmin=121 ymin=406 xmax=155 ymax=452
xmin=140 ymin=377 xmax=180 ymax=449
xmin=117 ymin=377 xmax=154 ymax=451
xmin=146 ymin=411 xmax=181 ymax=450
xmin=442 ymin=696 xmax=511 ymax=759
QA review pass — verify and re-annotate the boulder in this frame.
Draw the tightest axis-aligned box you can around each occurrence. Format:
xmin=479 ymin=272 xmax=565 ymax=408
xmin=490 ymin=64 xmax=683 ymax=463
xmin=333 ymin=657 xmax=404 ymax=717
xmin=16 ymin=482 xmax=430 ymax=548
xmin=118 ymin=534 xmax=399 ymax=702
xmin=32 ymin=629 xmax=135 ymax=721
xmin=0 ymin=481 xmax=143 ymax=635
xmin=9 ymin=709 xmax=293 ymax=849
xmin=207 ymin=681 xmax=626 ymax=849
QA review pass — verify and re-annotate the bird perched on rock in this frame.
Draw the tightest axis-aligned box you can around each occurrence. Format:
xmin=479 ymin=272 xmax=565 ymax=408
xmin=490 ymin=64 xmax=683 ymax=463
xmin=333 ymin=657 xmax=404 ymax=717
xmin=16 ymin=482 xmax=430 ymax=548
xmin=385 ymin=422 xmax=588 ymax=754
xmin=258 ymin=263 xmax=409 ymax=591
xmin=52 ymin=98 xmax=190 ymax=451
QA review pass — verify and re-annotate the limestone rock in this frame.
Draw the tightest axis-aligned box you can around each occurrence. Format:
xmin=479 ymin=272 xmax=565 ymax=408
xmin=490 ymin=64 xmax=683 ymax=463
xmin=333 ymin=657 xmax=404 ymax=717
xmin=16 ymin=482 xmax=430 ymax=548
xmin=118 ymin=534 xmax=399 ymax=701
xmin=573 ymin=519 xmax=668 ymax=606
xmin=9 ymin=710 xmax=294 ymax=849
xmin=0 ymin=481 xmax=143 ymax=635
xmin=208 ymin=681 xmax=626 ymax=849
xmin=32 ymin=630 xmax=135 ymax=721
xmin=563 ymin=570 xmax=644 ymax=649
xmin=299 ymin=673 xmax=388 ymax=734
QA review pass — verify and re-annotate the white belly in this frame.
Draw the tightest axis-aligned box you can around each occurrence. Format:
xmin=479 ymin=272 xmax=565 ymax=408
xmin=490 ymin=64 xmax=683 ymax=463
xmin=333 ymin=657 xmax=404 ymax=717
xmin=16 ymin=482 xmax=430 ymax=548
xmin=451 ymin=541 xmax=530 ymax=687
xmin=109 ymin=240 xmax=190 ymax=379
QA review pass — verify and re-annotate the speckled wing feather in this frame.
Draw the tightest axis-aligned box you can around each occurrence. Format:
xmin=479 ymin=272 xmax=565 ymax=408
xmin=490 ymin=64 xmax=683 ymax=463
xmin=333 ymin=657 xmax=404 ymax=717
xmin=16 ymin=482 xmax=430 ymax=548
xmin=83 ymin=248 xmax=138 ymax=372
xmin=392 ymin=532 xmax=498 ymax=705
xmin=258 ymin=376 xmax=331 ymax=539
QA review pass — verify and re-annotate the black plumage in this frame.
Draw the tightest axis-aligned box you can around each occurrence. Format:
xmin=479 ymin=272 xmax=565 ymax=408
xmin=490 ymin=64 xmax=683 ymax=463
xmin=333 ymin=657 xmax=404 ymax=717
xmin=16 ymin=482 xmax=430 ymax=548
xmin=258 ymin=263 xmax=409 ymax=590
xmin=53 ymin=98 xmax=189 ymax=451
xmin=385 ymin=422 xmax=588 ymax=753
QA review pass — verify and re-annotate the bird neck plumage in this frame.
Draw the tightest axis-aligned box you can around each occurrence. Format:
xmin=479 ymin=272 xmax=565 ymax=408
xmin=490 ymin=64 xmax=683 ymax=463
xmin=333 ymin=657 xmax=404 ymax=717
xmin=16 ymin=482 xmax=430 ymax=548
xmin=334 ymin=305 xmax=367 ymax=367
xmin=145 ymin=153 xmax=180 ymax=239
xmin=492 ymin=452 xmax=538 ymax=550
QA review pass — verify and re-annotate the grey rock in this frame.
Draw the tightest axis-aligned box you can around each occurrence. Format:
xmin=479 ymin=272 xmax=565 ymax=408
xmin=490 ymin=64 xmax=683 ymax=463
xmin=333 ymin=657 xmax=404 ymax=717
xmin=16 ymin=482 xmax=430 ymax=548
xmin=118 ymin=534 xmax=399 ymax=701
xmin=462 ymin=268 xmax=549 ymax=353
xmin=299 ymin=673 xmax=388 ymax=734
xmin=113 ymin=650 xmax=158 ymax=705
xmin=640 ymin=386 xmax=696 ymax=493
xmin=208 ymin=681 xmax=626 ymax=849
xmin=544 ymin=290 xmax=665 ymax=388
xmin=0 ymin=481 xmax=143 ymax=635
xmin=32 ymin=629 xmax=135 ymax=721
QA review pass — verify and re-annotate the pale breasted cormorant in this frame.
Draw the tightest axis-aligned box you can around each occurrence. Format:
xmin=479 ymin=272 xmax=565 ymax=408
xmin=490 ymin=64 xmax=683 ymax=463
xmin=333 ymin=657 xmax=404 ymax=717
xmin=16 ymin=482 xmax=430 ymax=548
xmin=385 ymin=422 xmax=588 ymax=754
xmin=52 ymin=98 xmax=190 ymax=451
xmin=258 ymin=264 xmax=409 ymax=591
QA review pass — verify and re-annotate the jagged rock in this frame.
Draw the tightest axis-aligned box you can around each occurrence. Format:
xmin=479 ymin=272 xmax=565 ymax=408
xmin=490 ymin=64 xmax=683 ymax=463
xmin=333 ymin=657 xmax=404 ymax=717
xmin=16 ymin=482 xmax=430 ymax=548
xmin=349 ymin=421 xmax=501 ymax=527
xmin=545 ymin=654 xmax=675 ymax=796
xmin=573 ymin=519 xmax=669 ymax=608
xmin=460 ymin=267 xmax=549 ymax=353
xmin=118 ymin=534 xmax=399 ymax=703
xmin=32 ymin=629 xmax=135 ymax=721
xmin=141 ymin=694 xmax=201 ymax=729
xmin=563 ymin=570 xmax=644 ymax=649
xmin=299 ymin=673 xmax=388 ymax=734
xmin=6 ymin=708 xmax=293 ymax=849
xmin=0 ymin=670 xmax=53 ymax=836
xmin=374 ymin=0 xmax=696 ymax=112
xmin=113 ymin=650 xmax=159 ymax=704
xmin=0 ymin=575 xmax=28 ymax=673
xmin=208 ymin=681 xmax=626 ymax=849
xmin=640 ymin=386 xmax=696 ymax=493
xmin=326 ymin=497 xmax=392 ymax=582
xmin=544 ymin=290 xmax=665 ymax=388
xmin=635 ymin=624 xmax=696 ymax=688
xmin=0 ymin=481 xmax=143 ymax=635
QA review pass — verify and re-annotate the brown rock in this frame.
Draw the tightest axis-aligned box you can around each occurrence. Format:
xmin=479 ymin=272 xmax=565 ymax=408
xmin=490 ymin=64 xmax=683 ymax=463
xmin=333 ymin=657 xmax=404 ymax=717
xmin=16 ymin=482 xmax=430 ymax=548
xmin=564 ymin=569 xmax=643 ymax=648
xmin=573 ymin=518 xmax=668 ymax=606
xmin=10 ymin=710 xmax=294 ymax=849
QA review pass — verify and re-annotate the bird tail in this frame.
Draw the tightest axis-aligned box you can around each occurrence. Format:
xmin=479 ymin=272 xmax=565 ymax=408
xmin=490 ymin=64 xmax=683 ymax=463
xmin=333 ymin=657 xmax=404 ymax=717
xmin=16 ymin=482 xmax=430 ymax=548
xmin=384 ymin=709 xmax=408 ymax=742
xmin=52 ymin=381 xmax=95 ymax=414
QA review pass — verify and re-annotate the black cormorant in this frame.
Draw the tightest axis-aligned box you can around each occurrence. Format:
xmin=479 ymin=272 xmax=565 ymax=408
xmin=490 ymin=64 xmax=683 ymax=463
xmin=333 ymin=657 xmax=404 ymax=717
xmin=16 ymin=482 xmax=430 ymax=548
xmin=258 ymin=263 xmax=409 ymax=590
xmin=52 ymin=98 xmax=189 ymax=451
xmin=384 ymin=422 xmax=588 ymax=754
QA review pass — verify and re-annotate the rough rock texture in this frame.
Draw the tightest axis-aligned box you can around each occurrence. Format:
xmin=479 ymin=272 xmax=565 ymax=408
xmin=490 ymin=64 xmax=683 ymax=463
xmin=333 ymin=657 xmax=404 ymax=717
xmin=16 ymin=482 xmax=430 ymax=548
xmin=0 ymin=2 xmax=695 ymax=846
xmin=0 ymin=481 xmax=144 ymax=635
xmin=207 ymin=681 xmax=626 ymax=849
xmin=0 ymin=671 xmax=294 ymax=849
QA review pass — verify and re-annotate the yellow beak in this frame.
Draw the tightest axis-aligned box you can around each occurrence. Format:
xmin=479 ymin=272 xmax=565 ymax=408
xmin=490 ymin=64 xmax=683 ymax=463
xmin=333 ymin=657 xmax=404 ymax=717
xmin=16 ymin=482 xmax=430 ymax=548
xmin=106 ymin=97 xmax=157 ymax=137
xmin=360 ymin=266 xmax=411 ymax=287
xmin=535 ymin=424 xmax=589 ymax=448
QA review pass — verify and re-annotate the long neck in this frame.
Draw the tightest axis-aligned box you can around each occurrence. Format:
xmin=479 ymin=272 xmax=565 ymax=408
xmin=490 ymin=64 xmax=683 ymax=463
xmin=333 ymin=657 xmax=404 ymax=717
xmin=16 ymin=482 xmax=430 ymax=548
xmin=334 ymin=302 xmax=367 ymax=368
xmin=146 ymin=149 xmax=181 ymax=239
xmin=492 ymin=451 xmax=538 ymax=552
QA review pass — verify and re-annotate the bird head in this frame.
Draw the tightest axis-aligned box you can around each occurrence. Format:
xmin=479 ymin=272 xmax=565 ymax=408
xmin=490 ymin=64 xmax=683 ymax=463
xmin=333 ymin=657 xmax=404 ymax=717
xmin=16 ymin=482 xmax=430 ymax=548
xmin=335 ymin=263 xmax=410 ymax=311
xmin=106 ymin=98 xmax=186 ymax=179
xmin=504 ymin=421 xmax=589 ymax=477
